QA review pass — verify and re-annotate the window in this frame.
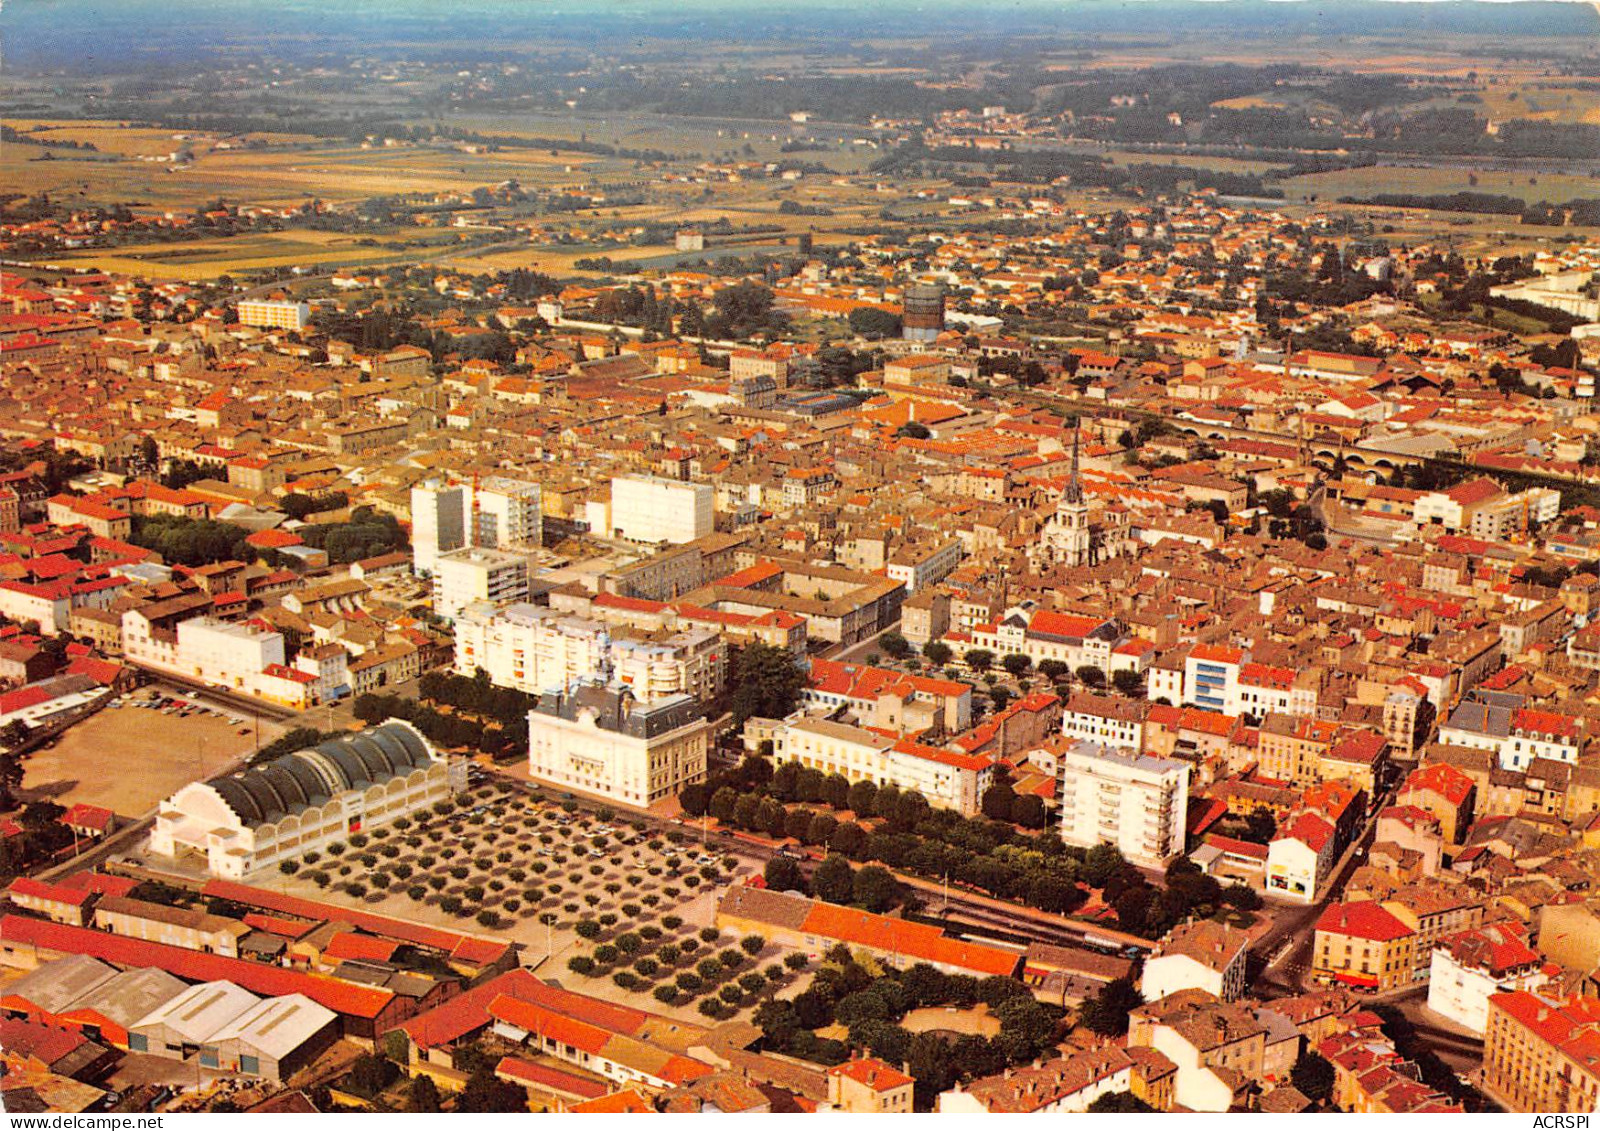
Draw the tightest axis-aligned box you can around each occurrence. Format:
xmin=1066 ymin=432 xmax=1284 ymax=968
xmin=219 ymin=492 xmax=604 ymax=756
xmin=239 ymin=1054 xmax=260 ymax=1075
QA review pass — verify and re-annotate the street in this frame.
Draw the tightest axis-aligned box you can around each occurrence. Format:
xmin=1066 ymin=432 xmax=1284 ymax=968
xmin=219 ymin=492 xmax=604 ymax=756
xmin=1254 ymin=786 xmax=1395 ymax=997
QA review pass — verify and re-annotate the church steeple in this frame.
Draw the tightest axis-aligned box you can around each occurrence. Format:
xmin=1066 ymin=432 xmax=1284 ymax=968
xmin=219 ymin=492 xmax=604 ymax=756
xmin=1034 ymin=420 xmax=1092 ymax=570
xmin=1062 ymin=422 xmax=1083 ymax=505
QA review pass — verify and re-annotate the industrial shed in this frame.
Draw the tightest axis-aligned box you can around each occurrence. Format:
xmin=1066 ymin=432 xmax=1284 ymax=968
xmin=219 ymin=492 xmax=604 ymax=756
xmin=209 ymin=993 xmax=337 ymax=1084
xmin=0 ymin=954 xmax=117 ymax=1022
xmin=128 ymin=980 xmax=259 ymax=1065
xmin=60 ymin=966 xmax=189 ymax=1049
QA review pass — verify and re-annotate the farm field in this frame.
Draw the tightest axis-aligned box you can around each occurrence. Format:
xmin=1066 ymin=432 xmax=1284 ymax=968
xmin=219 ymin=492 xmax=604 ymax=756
xmin=1279 ymin=163 xmax=1600 ymax=205
xmin=445 ymin=108 xmax=887 ymax=171
xmin=44 ymin=228 xmax=490 ymax=280
xmin=2 ymin=128 xmax=608 ymax=211
xmin=1102 ymin=149 xmax=1284 ymax=177
xmin=1480 ymin=82 xmax=1600 ymax=127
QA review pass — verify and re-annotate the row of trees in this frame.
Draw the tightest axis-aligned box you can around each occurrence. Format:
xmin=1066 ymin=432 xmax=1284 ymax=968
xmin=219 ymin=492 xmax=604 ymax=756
xmin=684 ymin=761 xmax=1112 ymax=917
xmin=353 ymin=692 xmax=525 ymax=757
xmin=763 ymin=853 xmax=898 ymax=913
xmin=418 ymin=668 xmax=537 ymax=730
xmin=685 ymin=754 xmax=1256 ymax=937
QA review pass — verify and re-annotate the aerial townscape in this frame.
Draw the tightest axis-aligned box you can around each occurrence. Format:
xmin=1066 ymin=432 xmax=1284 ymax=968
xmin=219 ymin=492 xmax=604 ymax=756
xmin=4 ymin=0 xmax=1600 ymax=1118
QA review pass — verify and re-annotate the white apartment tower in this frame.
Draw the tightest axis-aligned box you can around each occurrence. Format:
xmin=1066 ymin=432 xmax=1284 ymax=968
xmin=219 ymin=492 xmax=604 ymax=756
xmin=609 ymin=475 xmax=714 ymax=545
xmin=432 ymin=547 xmax=530 ymax=624
xmin=411 ymin=480 xmax=467 ymax=575
xmin=236 ymin=299 xmax=311 ymax=332
xmin=473 ymin=476 xmax=543 ymax=552
xmin=1058 ymin=741 xmax=1189 ymax=867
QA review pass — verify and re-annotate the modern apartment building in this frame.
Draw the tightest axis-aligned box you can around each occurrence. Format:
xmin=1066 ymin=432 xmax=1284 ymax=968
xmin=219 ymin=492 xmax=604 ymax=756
xmin=1182 ymin=644 xmax=1245 ymax=714
xmin=606 ymin=475 xmax=714 ymax=545
xmin=411 ymin=479 xmax=467 ymax=575
xmin=1057 ymin=741 xmax=1189 ymax=867
xmin=453 ymin=601 xmax=724 ymax=703
xmin=121 ymin=613 xmax=341 ymax=710
xmin=431 ymin=547 xmax=530 ymax=623
xmin=526 ymin=683 xmax=709 ymax=807
xmin=473 ymin=476 xmax=543 ymax=551
xmin=236 ymin=299 xmax=311 ymax=331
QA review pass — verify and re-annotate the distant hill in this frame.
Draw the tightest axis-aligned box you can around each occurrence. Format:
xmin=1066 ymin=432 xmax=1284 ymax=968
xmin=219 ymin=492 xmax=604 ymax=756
xmin=6 ymin=0 xmax=1597 ymax=72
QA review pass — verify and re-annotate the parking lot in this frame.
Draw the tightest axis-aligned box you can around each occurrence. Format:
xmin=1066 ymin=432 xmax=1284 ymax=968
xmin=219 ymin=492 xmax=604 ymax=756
xmin=20 ymin=690 xmax=288 ymax=818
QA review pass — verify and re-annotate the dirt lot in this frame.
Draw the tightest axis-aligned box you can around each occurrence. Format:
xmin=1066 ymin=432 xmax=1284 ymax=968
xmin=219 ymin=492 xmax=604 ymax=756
xmin=902 ymin=1004 xmax=1001 ymax=1037
xmin=19 ymin=698 xmax=287 ymax=818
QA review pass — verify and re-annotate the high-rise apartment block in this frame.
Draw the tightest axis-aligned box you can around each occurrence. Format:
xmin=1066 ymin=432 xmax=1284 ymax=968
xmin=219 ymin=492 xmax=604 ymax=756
xmin=236 ymin=299 xmax=311 ymax=332
xmin=607 ymin=475 xmax=714 ymax=545
xmin=432 ymin=547 xmax=530 ymax=624
xmin=411 ymin=480 xmax=467 ymax=575
xmin=1058 ymin=741 xmax=1189 ymax=867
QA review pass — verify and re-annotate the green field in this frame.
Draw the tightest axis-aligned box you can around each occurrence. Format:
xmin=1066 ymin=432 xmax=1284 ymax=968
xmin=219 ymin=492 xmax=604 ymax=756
xmin=1279 ymin=163 xmax=1600 ymax=206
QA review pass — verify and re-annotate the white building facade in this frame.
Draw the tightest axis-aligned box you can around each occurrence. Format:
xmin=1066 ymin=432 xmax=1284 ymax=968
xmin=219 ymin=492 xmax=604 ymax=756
xmin=432 ymin=547 xmax=530 ymax=623
xmin=527 ymin=684 xmax=709 ymax=807
xmin=473 ymin=476 xmax=543 ymax=552
xmin=607 ymin=475 xmax=714 ymax=545
xmin=765 ymin=716 xmax=994 ymax=817
xmin=1058 ymin=741 xmax=1189 ymax=867
xmin=149 ymin=720 xmax=460 ymax=878
xmin=411 ymin=480 xmax=467 ymax=575
xmin=1427 ymin=925 xmax=1548 ymax=1035
xmin=453 ymin=601 xmax=724 ymax=704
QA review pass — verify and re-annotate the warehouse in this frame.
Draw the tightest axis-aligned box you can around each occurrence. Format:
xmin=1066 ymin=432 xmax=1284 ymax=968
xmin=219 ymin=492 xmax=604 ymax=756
xmin=129 ymin=980 xmax=260 ymax=1063
xmin=0 ymin=956 xmax=190 ymax=1051
xmin=0 ymin=954 xmax=116 ymax=1024
xmin=209 ymin=993 xmax=338 ymax=1084
xmin=59 ymin=967 xmax=189 ymax=1049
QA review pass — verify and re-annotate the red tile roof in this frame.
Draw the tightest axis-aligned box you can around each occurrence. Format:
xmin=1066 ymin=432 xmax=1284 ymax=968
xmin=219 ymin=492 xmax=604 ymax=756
xmin=59 ymin=804 xmax=115 ymax=833
xmin=392 ymin=968 xmax=543 ymax=1049
xmin=1315 ymin=901 xmax=1412 ymax=943
xmin=322 ymin=932 xmax=401 ymax=964
xmin=1190 ymin=643 xmax=1245 ymax=664
xmin=7 ymin=878 xmax=92 ymax=907
xmin=494 ymin=1056 xmax=608 ymax=1099
xmin=1027 ymin=610 xmax=1107 ymax=640
xmin=0 ymin=915 xmax=394 ymax=1019
xmin=797 ymin=902 xmax=1019 ymax=977
xmin=828 ymin=1057 xmax=914 ymax=1092
xmin=1401 ymin=763 xmax=1474 ymax=807
xmin=200 ymin=879 xmax=509 ymax=965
